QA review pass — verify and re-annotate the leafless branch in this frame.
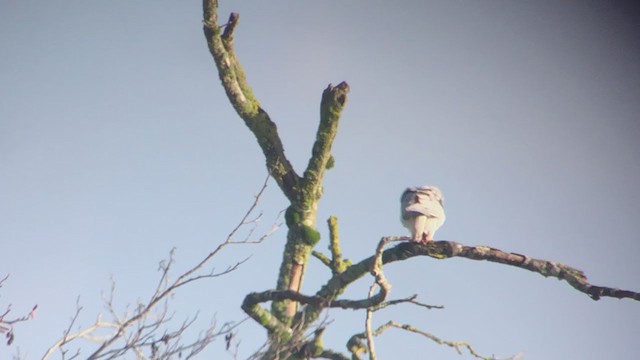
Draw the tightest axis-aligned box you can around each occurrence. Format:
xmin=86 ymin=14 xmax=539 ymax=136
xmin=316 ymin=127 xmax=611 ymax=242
xmin=311 ymin=251 xmax=332 ymax=269
xmin=42 ymin=175 xmax=277 ymax=359
xmin=376 ymin=321 xmax=491 ymax=360
xmin=314 ymin=239 xmax=640 ymax=308
xmin=0 ymin=275 xmax=37 ymax=347
xmin=373 ymin=294 xmax=443 ymax=312
xmin=347 ymin=319 xmax=491 ymax=360
xmin=423 ymin=240 xmax=640 ymax=301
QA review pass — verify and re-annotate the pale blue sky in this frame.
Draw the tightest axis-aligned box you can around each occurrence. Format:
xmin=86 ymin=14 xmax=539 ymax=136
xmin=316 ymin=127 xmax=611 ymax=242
xmin=1 ymin=1 xmax=639 ymax=359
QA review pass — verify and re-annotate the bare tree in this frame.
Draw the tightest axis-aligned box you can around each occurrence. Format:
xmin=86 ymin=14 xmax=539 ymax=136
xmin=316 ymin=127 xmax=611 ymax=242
xmin=39 ymin=176 xmax=280 ymax=359
xmin=8 ymin=3 xmax=634 ymax=360
xmin=201 ymin=1 xmax=640 ymax=359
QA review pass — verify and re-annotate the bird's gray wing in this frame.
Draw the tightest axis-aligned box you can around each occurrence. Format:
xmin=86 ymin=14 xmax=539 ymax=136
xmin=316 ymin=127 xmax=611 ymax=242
xmin=404 ymin=202 xmax=444 ymax=219
xmin=407 ymin=189 xmax=445 ymax=218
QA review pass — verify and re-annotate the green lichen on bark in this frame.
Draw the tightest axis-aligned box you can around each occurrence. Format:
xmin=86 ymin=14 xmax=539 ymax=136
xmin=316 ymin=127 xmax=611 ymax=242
xmin=302 ymin=82 xmax=349 ymax=191
xmin=325 ymin=155 xmax=335 ymax=169
xmin=204 ymin=0 xmax=358 ymax=354
xmin=312 ymin=251 xmax=332 ymax=267
xmin=203 ymin=4 xmax=301 ymax=202
xmin=301 ymin=225 xmax=321 ymax=246
xmin=327 ymin=216 xmax=349 ymax=274
xmin=270 ymin=301 xmax=289 ymax=327
xmin=270 ymin=84 xmax=350 ymax=324
xmin=272 ymin=213 xmax=320 ymax=322
xmin=241 ymin=296 xmax=292 ymax=341
xmin=284 ymin=206 xmax=302 ymax=227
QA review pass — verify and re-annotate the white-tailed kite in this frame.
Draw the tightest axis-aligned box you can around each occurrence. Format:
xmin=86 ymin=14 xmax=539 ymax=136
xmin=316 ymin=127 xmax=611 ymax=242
xmin=400 ymin=186 xmax=445 ymax=243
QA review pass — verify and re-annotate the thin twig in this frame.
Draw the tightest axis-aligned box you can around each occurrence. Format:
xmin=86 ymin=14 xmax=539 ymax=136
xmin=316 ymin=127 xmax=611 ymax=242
xmin=375 ymin=321 xmax=492 ymax=360
xmin=365 ymin=283 xmax=377 ymax=360
xmin=42 ymin=175 xmax=277 ymax=359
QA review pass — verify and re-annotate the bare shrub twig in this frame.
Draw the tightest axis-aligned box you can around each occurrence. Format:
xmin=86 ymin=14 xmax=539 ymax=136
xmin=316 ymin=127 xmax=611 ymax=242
xmin=41 ymin=175 xmax=277 ymax=359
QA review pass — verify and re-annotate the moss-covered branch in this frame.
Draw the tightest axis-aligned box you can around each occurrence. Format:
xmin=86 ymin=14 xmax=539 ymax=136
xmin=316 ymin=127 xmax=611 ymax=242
xmin=297 ymin=237 xmax=640 ymax=330
xmin=202 ymin=0 xmax=300 ymax=202
xmin=242 ymin=286 xmax=390 ymax=313
xmin=327 ymin=216 xmax=350 ymax=274
xmin=203 ymin=1 xmax=352 ymax=338
xmin=312 ymin=216 xmax=351 ymax=274
xmin=270 ymin=87 xmax=349 ymax=325
xmin=243 ymin=235 xmax=639 ymax=356
xmin=302 ymin=83 xmax=350 ymax=200
xmin=334 ymin=239 xmax=640 ymax=302
xmin=273 ymin=83 xmax=349 ymax=322
xmin=240 ymin=299 xmax=292 ymax=342
xmin=311 ymin=250 xmax=332 ymax=268
xmin=453 ymin=243 xmax=640 ymax=301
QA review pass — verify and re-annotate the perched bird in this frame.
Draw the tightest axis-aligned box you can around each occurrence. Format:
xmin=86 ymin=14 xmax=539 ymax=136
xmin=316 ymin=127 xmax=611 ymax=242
xmin=400 ymin=186 xmax=445 ymax=243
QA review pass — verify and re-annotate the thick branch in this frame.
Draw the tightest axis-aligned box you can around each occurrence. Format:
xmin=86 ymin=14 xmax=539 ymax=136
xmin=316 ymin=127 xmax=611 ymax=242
xmin=243 ymin=287 xmax=388 ymax=313
xmin=301 ymin=82 xmax=350 ymax=201
xmin=328 ymin=239 xmax=640 ymax=302
xmin=241 ymin=300 xmax=292 ymax=341
xmin=453 ymin=242 xmax=640 ymax=301
xmin=203 ymin=1 xmax=351 ymax=331
xmin=203 ymin=0 xmax=300 ymax=201
xmin=272 ymin=83 xmax=349 ymax=322
xmin=297 ymin=238 xmax=640 ymax=329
